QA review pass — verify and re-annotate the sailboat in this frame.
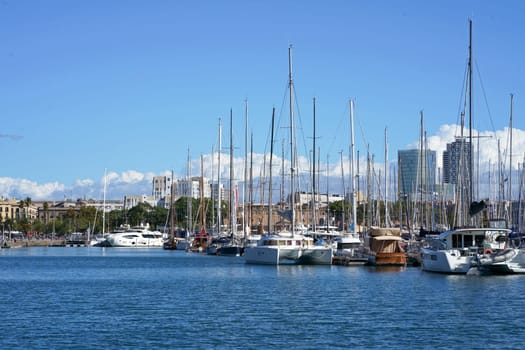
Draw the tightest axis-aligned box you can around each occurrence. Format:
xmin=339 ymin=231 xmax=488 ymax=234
xmin=332 ymin=99 xmax=368 ymax=265
xmin=421 ymin=20 xmax=512 ymax=273
xmin=177 ymin=149 xmax=195 ymax=251
xmin=216 ymin=109 xmax=244 ymax=256
xmin=475 ymin=95 xmax=525 ymax=274
xmin=245 ymin=46 xmax=331 ymax=265
xmin=163 ymin=170 xmax=178 ymax=250
xmin=90 ymin=168 xmax=110 ymax=247
xmin=297 ymin=97 xmax=333 ymax=264
xmin=190 ymin=152 xmax=209 ymax=252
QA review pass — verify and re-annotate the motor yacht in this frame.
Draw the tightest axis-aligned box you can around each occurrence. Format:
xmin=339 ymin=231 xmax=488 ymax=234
xmin=105 ymin=224 xmax=164 ymax=248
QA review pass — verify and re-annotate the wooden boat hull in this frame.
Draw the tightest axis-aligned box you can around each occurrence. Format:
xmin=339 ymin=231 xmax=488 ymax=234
xmin=373 ymin=252 xmax=407 ymax=266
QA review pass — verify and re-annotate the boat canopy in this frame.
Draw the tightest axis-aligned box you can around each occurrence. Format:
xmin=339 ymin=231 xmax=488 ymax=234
xmin=371 ymin=236 xmax=404 ymax=241
xmin=368 ymin=227 xmax=401 ymax=237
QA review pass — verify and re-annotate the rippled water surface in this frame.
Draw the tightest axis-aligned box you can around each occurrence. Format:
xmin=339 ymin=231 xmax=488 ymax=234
xmin=1 ymin=247 xmax=524 ymax=349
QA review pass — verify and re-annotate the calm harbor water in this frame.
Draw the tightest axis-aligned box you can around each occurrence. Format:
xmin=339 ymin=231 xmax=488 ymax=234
xmin=1 ymin=247 xmax=524 ymax=349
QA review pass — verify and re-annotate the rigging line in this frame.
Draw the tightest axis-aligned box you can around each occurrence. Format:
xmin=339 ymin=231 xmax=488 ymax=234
xmin=455 ymin=59 xmax=469 ymax=136
xmin=474 ymin=60 xmax=497 ymax=133
xmin=263 ymin=81 xmax=289 ymax=155
xmin=291 ymin=84 xmax=310 ymax=170
xmin=326 ymin=102 xmax=349 ymax=155
xmin=355 ymin=107 xmax=369 ymax=154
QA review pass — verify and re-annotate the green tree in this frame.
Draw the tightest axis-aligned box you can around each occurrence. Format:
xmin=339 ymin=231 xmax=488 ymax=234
xmin=65 ymin=208 xmax=76 ymax=233
xmin=127 ymin=202 xmax=152 ymax=226
xmin=146 ymin=206 xmax=168 ymax=230
xmin=105 ymin=209 xmax=128 ymax=232
xmin=76 ymin=206 xmax=97 ymax=233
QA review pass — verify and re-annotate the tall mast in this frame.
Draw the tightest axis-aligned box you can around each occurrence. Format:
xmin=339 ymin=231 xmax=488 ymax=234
xmin=349 ymin=99 xmax=357 ymax=235
xmin=340 ymin=150 xmax=345 ymax=232
xmin=217 ymin=118 xmax=222 ymax=234
xmin=187 ymin=148 xmax=192 ymax=234
xmin=326 ymin=154 xmax=330 ymax=232
xmin=211 ymin=144 xmax=215 ymax=234
xmin=468 ymin=18 xmax=474 ymax=210
xmin=102 ymin=167 xmax=107 ymax=235
xmin=229 ymin=109 xmax=236 ymax=236
xmin=281 ymin=140 xmax=285 ymax=210
xmin=200 ymin=154 xmax=205 ymax=234
xmin=288 ymin=45 xmax=296 ymax=236
xmin=509 ymin=93 xmax=514 ymax=228
xmin=249 ymin=132 xmax=253 ymax=234
xmin=268 ymin=108 xmax=275 ymax=234
xmin=518 ymin=154 xmax=525 ymax=232
xmin=244 ymin=99 xmax=249 ymax=239
xmin=169 ymin=170 xmax=175 ymax=242
xmin=419 ymin=111 xmax=424 ymax=228
xmin=312 ymin=97 xmax=317 ymax=233
xmin=384 ymin=127 xmax=389 ymax=227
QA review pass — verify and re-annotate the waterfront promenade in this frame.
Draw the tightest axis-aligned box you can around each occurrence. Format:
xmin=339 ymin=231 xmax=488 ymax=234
xmin=2 ymin=238 xmax=67 ymax=248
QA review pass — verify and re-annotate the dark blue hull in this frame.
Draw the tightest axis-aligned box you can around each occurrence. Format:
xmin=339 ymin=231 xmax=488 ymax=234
xmin=217 ymin=245 xmax=244 ymax=256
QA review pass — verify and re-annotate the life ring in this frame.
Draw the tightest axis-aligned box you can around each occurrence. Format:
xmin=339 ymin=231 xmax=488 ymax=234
xmin=483 ymin=249 xmax=493 ymax=255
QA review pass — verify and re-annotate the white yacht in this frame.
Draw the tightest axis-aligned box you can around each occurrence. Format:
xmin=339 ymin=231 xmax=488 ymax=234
xmin=244 ymin=232 xmax=332 ymax=265
xmin=105 ymin=225 xmax=164 ymax=248
xmin=421 ymin=228 xmax=511 ymax=274
xmin=244 ymin=232 xmax=303 ymax=265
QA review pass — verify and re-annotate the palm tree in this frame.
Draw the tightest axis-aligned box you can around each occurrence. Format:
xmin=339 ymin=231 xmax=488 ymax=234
xmin=43 ymin=202 xmax=49 ymax=225
xmin=17 ymin=197 xmax=33 ymax=221
xmin=18 ymin=200 xmax=25 ymax=221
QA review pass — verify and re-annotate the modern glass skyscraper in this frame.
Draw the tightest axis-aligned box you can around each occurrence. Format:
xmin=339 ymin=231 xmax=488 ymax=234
xmin=398 ymin=149 xmax=436 ymax=199
xmin=443 ymin=138 xmax=472 ymax=185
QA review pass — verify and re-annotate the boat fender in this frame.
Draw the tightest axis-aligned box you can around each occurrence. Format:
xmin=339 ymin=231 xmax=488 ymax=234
xmin=483 ymin=249 xmax=493 ymax=255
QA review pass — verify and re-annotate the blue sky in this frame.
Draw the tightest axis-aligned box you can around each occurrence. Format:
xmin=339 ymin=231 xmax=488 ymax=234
xmin=1 ymin=0 xmax=524 ymax=200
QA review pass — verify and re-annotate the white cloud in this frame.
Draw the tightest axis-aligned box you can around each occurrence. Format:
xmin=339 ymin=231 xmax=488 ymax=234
xmin=0 ymin=177 xmax=65 ymax=200
xmin=119 ymin=170 xmax=145 ymax=184
xmin=75 ymin=178 xmax=94 ymax=187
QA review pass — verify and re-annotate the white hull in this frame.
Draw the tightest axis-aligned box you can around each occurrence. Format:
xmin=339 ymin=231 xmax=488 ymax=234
xmin=105 ymin=227 xmax=164 ymax=248
xmin=244 ymin=232 xmax=333 ymax=265
xmin=244 ymin=246 xmax=300 ymax=265
xmin=244 ymin=244 xmax=332 ymax=265
xmin=421 ymin=248 xmax=474 ymax=274
xmin=299 ymin=246 xmax=333 ymax=265
xmin=107 ymin=237 xmax=164 ymax=248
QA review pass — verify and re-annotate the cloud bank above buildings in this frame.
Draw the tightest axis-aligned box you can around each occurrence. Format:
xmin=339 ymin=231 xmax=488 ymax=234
xmin=1 ymin=124 xmax=523 ymax=202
